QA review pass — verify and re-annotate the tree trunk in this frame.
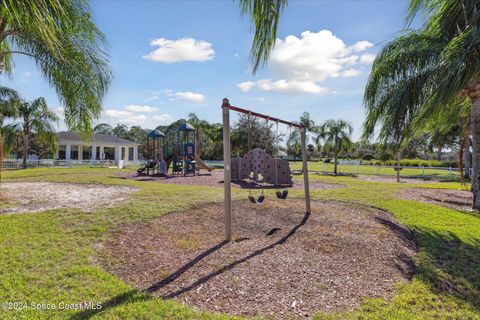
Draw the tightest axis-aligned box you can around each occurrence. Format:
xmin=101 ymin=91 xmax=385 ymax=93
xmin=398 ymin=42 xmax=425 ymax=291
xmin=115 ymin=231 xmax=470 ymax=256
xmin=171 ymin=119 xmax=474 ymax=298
xmin=333 ymin=135 xmax=338 ymax=176
xmin=396 ymin=151 xmax=401 ymax=183
xmin=436 ymin=147 xmax=442 ymax=161
xmin=470 ymin=94 xmax=480 ymax=209
xmin=22 ymin=133 xmax=28 ymax=169
xmin=464 ymin=136 xmax=471 ymax=179
xmin=0 ymin=134 xmax=3 ymax=189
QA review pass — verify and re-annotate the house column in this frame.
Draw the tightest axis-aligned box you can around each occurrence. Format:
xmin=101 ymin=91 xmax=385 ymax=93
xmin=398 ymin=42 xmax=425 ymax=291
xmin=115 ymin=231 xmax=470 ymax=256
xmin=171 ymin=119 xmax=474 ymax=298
xmin=66 ymin=143 xmax=71 ymax=161
xmin=55 ymin=147 xmax=59 ymax=160
xmin=114 ymin=145 xmax=120 ymax=163
xmin=91 ymin=144 xmax=97 ymax=163
xmin=78 ymin=145 xmax=83 ymax=160
xmin=99 ymin=146 xmax=105 ymax=160
xmin=133 ymin=146 xmax=138 ymax=165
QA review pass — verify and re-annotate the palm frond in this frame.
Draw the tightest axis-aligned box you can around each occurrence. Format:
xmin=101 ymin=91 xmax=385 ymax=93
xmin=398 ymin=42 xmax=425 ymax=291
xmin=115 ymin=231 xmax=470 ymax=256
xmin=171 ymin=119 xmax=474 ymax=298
xmin=239 ymin=0 xmax=288 ymax=73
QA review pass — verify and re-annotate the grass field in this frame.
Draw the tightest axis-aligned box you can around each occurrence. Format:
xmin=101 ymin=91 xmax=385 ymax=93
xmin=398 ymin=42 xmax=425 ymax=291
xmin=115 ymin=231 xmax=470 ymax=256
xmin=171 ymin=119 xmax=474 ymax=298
xmin=0 ymin=167 xmax=478 ymax=319
xmin=289 ymin=161 xmax=461 ymax=179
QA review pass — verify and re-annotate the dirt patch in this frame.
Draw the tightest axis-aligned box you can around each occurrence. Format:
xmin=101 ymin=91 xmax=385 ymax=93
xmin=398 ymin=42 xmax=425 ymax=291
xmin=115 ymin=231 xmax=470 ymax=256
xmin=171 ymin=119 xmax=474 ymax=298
xmin=101 ymin=200 xmax=416 ymax=319
xmin=117 ymin=170 xmax=343 ymax=190
xmin=357 ymin=175 xmax=441 ymax=184
xmin=398 ymin=188 xmax=473 ymax=211
xmin=0 ymin=182 xmax=137 ymax=214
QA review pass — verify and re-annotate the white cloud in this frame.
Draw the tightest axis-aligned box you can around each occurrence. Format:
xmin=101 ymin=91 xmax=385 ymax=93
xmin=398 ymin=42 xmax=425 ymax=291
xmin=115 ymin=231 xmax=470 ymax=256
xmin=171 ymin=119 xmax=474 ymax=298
xmin=142 ymin=37 xmax=215 ymax=63
xmin=341 ymin=69 xmax=361 ymax=77
xmin=102 ymin=106 xmax=172 ymax=126
xmin=350 ymin=40 xmax=373 ymax=52
xmin=241 ymin=79 xmax=327 ymax=95
xmin=237 ymin=30 xmax=375 ymax=95
xmin=20 ymin=71 xmax=34 ymax=83
xmin=360 ymin=53 xmax=376 ymax=64
xmin=152 ymin=114 xmax=172 ymax=122
xmin=269 ymin=30 xmax=372 ymax=82
xmin=103 ymin=109 xmax=147 ymax=126
xmin=124 ymin=104 xmax=158 ymax=113
xmin=238 ymin=81 xmax=256 ymax=92
xmin=174 ymin=91 xmax=205 ymax=103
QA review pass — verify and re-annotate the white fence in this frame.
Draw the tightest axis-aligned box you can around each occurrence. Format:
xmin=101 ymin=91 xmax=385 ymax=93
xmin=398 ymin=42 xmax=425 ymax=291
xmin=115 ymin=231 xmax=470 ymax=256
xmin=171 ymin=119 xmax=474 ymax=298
xmin=1 ymin=159 xmax=117 ymax=169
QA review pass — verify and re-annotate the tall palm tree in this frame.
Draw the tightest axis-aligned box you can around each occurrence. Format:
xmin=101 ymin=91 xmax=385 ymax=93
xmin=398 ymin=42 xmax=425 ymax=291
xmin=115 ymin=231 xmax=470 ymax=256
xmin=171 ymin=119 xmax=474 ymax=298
xmin=0 ymin=87 xmax=20 ymax=184
xmin=7 ymin=97 xmax=58 ymax=169
xmin=299 ymin=112 xmax=316 ymax=145
xmin=188 ymin=113 xmax=211 ymax=158
xmin=0 ymin=0 xmax=111 ymax=134
xmin=287 ymin=129 xmax=300 ymax=162
xmin=363 ymin=0 xmax=480 ymax=207
xmin=316 ymin=119 xmax=353 ymax=175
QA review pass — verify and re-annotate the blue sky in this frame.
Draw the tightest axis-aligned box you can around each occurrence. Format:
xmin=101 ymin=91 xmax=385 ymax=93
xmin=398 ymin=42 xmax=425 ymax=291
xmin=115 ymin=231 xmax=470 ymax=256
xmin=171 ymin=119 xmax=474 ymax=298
xmin=0 ymin=0 xmax=416 ymax=140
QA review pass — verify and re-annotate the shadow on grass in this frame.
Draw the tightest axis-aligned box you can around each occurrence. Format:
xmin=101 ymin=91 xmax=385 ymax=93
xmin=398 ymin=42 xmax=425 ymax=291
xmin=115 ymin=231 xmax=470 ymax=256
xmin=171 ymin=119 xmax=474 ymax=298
xmin=376 ymin=214 xmax=480 ymax=309
xmin=413 ymin=229 xmax=480 ymax=309
xmin=70 ymin=290 xmax=152 ymax=320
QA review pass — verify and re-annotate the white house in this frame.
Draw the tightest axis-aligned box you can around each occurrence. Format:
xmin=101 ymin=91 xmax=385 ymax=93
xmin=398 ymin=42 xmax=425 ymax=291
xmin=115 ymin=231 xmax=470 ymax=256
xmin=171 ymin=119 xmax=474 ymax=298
xmin=56 ymin=131 xmax=139 ymax=165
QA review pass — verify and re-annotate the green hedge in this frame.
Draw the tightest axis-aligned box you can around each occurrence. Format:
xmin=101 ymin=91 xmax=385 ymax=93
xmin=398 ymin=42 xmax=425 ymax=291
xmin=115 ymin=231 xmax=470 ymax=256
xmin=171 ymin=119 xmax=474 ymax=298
xmin=361 ymin=159 xmax=457 ymax=167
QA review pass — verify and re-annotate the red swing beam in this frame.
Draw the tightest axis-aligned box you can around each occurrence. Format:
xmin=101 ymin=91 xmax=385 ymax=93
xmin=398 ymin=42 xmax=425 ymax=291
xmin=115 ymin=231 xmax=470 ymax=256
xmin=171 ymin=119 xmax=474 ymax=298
xmin=226 ymin=105 xmax=304 ymax=129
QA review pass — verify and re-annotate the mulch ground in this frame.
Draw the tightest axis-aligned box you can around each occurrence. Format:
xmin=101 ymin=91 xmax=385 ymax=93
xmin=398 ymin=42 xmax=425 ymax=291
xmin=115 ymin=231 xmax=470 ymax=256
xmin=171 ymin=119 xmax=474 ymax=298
xmin=100 ymin=200 xmax=417 ymax=319
xmin=398 ymin=188 xmax=473 ymax=212
xmin=117 ymin=170 xmax=343 ymax=190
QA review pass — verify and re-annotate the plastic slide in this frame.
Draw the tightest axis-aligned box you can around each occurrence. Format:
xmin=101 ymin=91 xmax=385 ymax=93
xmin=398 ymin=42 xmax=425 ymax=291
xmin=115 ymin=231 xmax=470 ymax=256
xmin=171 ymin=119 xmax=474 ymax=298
xmin=194 ymin=154 xmax=214 ymax=173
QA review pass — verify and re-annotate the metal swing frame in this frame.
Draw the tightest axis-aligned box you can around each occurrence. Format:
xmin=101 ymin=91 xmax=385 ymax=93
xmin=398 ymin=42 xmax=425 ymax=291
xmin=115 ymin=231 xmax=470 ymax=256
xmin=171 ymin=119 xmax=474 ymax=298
xmin=222 ymin=98 xmax=311 ymax=241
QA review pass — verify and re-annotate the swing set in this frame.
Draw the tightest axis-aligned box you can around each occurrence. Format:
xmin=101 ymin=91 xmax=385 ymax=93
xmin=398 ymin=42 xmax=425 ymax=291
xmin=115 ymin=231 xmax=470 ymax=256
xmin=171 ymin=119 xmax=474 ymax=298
xmin=222 ymin=98 xmax=311 ymax=241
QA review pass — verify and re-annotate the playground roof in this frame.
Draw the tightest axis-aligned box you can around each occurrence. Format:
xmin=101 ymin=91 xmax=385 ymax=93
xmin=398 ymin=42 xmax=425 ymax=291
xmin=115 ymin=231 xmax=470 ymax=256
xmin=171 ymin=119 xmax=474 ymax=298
xmin=177 ymin=123 xmax=195 ymax=131
xmin=148 ymin=129 xmax=165 ymax=138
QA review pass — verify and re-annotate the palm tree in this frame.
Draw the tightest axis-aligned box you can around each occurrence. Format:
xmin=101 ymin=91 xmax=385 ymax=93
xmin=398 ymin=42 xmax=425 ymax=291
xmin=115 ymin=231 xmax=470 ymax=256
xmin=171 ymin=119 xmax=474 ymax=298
xmin=7 ymin=97 xmax=58 ymax=169
xmin=239 ymin=0 xmax=288 ymax=73
xmin=0 ymin=87 xmax=20 ymax=184
xmin=316 ymin=119 xmax=353 ymax=175
xmin=362 ymin=0 xmax=480 ymax=207
xmin=287 ymin=129 xmax=301 ymax=162
xmin=188 ymin=113 xmax=211 ymax=158
xmin=0 ymin=0 xmax=111 ymax=134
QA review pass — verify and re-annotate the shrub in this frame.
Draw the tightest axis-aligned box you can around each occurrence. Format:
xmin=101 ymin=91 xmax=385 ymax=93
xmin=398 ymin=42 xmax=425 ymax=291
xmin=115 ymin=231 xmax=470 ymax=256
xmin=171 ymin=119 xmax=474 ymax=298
xmin=324 ymin=158 xmax=332 ymax=163
xmin=362 ymin=154 xmax=374 ymax=161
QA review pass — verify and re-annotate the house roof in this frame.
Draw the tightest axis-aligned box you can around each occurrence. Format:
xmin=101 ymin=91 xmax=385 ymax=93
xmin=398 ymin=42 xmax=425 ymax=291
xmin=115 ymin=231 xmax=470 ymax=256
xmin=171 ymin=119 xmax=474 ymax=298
xmin=57 ymin=131 xmax=139 ymax=145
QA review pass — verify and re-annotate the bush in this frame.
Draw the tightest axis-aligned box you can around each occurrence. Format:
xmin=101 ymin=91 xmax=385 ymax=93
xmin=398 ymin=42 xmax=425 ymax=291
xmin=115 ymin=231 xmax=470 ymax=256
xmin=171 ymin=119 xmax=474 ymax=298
xmin=324 ymin=158 xmax=332 ymax=163
xmin=362 ymin=154 xmax=374 ymax=161
xmin=382 ymin=159 xmax=458 ymax=167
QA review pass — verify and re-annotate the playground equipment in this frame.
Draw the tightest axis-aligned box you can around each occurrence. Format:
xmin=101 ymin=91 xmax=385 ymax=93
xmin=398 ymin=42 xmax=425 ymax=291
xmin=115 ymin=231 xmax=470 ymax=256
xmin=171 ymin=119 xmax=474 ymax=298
xmin=172 ymin=123 xmax=196 ymax=176
xmin=221 ymin=98 xmax=311 ymax=241
xmin=231 ymin=148 xmax=293 ymax=186
xmin=137 ymin=122 xmax=214 ymax=177
xmin=137 ymin=128 xmax=165 ymax=175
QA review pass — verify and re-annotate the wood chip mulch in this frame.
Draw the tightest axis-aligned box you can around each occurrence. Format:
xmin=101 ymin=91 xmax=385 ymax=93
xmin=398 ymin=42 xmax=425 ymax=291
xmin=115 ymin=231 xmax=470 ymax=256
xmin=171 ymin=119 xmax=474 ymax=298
xmin=99 ymin=200 xmax=417 ymax=319
xmin=117 ymin=170 xmax=343 ymax=190
xmin=398 ymin=188 xmax=473 ymax=212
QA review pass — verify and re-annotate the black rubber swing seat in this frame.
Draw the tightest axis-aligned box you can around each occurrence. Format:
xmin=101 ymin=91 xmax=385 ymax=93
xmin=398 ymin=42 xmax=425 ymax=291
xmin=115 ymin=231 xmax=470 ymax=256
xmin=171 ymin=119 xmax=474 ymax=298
xmin=276 ymin=190 xmax=288 ymax=199
xmin=249 ymin=194 xmax=265 ymax=204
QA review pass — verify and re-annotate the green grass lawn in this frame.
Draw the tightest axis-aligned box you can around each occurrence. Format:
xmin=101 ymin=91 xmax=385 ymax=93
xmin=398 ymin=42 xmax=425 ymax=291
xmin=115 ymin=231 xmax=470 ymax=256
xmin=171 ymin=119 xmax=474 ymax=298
xmin=0 ymin=167 xmax=479 ymax=319
xmin=289 ymin=161 xmax=461 ymax=179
